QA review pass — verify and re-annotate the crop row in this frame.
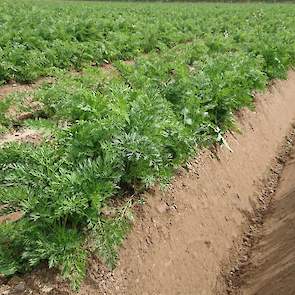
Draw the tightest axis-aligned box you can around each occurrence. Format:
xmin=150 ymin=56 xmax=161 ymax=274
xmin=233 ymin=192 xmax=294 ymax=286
xmin=1 ymin=0 xmax=219 ymax=83
xmin=1 ymin=1 xmax=294 ymax=84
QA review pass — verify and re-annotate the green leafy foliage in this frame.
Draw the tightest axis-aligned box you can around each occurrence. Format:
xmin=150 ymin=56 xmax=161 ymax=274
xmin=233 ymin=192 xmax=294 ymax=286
xmin=1 ymin=0 xmax=295 ymax=290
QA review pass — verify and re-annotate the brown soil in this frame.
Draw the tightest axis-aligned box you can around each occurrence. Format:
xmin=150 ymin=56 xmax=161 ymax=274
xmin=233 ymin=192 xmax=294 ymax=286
xmin=100 ymin=63 xmax=119 ymax=73
xmin=0 ymin=83 xmax=32 ymax=100
xmin=1 ymin=71 xmax=295 ymax=295
xmin=223 ymin=130 xmax=295 ymax=295
xmin=0 ymin=78 xmax=54 ymax=101
xmin=0 ymin=211 xmax=22 ymax=224
xmin=0 ymin=129 xmax=43 ymax=146
xmin=229 ymin=148 xmax=295 ymax=295
xmin=5 ymin=96 xmax=44 ymax=123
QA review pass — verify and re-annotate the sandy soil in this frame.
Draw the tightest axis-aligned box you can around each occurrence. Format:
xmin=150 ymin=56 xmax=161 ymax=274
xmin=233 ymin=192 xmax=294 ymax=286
xmin=0 ymin=129 xmax=43 ymax=146
xmin=0 ymin=83 xmax=32 ymax=100
xmin=234 ymin=149 xmax=295 ymax=295
xmin=0 ymin=78 xmax=54 ymax=101
xmin=1 ymin=72 xmax=295 ymax=295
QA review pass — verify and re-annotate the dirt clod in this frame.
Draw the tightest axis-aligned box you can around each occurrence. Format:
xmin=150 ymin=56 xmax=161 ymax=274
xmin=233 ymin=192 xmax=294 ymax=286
xmin=156 ymin=203 xmax=168 ymax=214
xmin=13 ymin=282 xmax=26 ymax=293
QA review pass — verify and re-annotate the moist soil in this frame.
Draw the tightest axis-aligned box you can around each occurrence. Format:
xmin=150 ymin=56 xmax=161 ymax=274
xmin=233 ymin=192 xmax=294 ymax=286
xmin=1 ymin=72 xmax=295 ymax=295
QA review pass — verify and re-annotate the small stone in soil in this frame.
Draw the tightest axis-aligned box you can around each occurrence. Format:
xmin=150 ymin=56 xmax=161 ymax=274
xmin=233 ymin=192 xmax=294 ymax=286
xmin=41 ymin=285 xmax=54 ymax=293
xmin=13 ymin=282 xmax=26 ymax=293
xmin=156 ymin=203 xmax=168 ymax=214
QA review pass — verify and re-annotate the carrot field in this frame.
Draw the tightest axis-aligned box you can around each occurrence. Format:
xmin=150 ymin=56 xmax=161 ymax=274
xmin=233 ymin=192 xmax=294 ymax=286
xmin=1 ymin=0 xmax=295 ymax=289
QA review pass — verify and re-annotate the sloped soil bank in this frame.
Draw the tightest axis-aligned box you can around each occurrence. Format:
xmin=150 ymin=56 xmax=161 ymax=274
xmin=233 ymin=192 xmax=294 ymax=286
xmin=1 ymin=71 xmax=295 ymax=295
xmin=226 ymin=139 xmax=295 ymax=295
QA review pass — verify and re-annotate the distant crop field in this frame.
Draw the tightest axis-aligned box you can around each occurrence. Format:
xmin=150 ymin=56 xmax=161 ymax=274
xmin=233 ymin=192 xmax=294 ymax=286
xmin=1 ymin=0 xmax=295 ymax=289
